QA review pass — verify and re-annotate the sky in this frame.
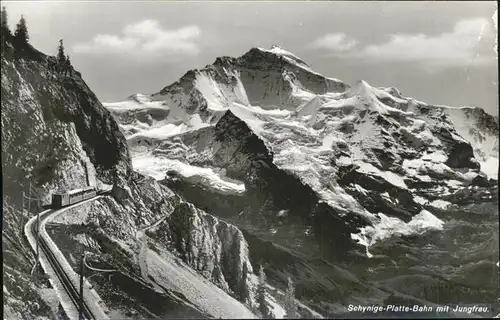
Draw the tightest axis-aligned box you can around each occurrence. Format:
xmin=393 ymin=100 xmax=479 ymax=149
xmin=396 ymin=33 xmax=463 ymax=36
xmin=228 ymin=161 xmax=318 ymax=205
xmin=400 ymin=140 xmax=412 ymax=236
xmin=3 ymin=1 xmax=499 ymax=115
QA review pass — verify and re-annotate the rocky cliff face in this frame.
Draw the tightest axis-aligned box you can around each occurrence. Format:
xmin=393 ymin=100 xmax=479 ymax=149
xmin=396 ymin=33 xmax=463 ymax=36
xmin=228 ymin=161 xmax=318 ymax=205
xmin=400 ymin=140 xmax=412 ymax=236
xmin=1 ymin=36 xmax=131 ymax=206
xmin=146 ymin=201 xmax=255 ymax=304
xmin=1 ymin=34 xmax=133 ymax=319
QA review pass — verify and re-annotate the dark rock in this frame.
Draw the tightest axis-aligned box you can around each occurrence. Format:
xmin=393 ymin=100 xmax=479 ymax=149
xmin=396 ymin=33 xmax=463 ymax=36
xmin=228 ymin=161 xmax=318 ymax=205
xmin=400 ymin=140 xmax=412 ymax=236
xmin=338 ymin=170 xmax=422 ymax=221
xmin=111 ymin=183 xmax=132 ymax=203
xmin=471 ymin=173 xmax=490 ymax=187
xmin=432 ymin=128 xmax=479 ymax=170
xmin=445 ymin=140 xmax=480 ymax=170
xmin=371 ymin=147 xmax=399 ymax=171
xmin=404 ymin=177 xmax=437 ymax=190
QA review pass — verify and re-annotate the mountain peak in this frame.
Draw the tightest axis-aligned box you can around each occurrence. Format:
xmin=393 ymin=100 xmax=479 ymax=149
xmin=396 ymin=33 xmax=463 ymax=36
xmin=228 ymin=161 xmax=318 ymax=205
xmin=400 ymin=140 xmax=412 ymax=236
xmin=125 ymin=93 xmax=151 ymax=103
xmin=346 ymin=80 xmax=375 ymax=97
xmin=147 ymin=44 xmax=348 ymax=112
xmin=251 ymin=45 xmax=311 ymax=69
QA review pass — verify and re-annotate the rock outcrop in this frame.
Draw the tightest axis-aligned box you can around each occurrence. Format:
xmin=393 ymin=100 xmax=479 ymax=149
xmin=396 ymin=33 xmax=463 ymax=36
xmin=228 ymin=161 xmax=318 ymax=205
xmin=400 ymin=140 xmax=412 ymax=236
xmin=1 ymin=35 xmax=131 ymax=205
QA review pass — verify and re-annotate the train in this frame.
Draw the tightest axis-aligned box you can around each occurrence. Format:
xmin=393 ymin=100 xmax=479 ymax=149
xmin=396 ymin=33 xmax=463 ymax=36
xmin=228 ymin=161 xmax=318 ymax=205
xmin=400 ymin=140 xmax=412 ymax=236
xmin=52 ymin=186 xmax=97 ymax=209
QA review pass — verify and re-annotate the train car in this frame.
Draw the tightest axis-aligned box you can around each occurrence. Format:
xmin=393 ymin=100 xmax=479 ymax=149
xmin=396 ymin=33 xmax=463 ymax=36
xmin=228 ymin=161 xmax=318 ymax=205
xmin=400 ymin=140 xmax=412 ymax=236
xmin=52 ymin=192 xmax=70 ymax=208
xmin=85 ymin=188 xmax=97 ymax=199
xmin=52 ymin=186 xmax=97 ymax=209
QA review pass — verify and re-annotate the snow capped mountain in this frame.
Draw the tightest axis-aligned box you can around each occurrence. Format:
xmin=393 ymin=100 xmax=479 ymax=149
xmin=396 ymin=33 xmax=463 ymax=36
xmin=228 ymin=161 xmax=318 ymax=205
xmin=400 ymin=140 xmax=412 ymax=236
xmin=103 ymin=45 xmax=498 ymax=317
xmin=105 ymin=46 xmax=498 ymax=257
xmin=104 ymin=45 xmax=348 ymax=141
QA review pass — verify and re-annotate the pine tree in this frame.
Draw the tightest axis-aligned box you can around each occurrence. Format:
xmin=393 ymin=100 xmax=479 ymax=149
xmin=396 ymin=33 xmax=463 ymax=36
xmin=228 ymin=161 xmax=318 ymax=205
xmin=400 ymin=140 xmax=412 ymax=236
xmin=239 ymin=262 xmax=250 ymax=303
xmin=65 ymin=54 xmax=72 ymax=75
xmin=1 ymin=6 xmax=10 ymax=36
xmin=57 ymin=39 xmax=66 ymax=64
xmin=257 ymin=264 xmax=269 ymax=318
xmin=284 ymin=276 xmax=298 ymax=319
xmin=1 ymin=6 xmax=10 ymax=54
xmin=14 ymin=15 xmax=29 ymax=45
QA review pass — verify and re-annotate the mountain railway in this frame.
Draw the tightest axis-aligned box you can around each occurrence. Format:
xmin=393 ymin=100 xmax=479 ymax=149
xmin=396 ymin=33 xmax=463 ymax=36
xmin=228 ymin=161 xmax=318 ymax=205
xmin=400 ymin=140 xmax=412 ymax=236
xmin=52 ymin=186 xmax=98 ymax=209
xmin=25 ymin=187 xmax=112 ymax=319
xmin=31 ymin=209 xmax=96 ymax=319
xmin=28 ymin=208 xmax=95 ymax=319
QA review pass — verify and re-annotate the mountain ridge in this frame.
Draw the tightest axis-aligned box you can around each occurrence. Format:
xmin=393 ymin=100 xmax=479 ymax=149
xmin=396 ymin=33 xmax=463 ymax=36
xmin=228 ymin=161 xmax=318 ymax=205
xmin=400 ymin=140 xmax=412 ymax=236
xmin=105 ymin=45 xmax=498 ymax=257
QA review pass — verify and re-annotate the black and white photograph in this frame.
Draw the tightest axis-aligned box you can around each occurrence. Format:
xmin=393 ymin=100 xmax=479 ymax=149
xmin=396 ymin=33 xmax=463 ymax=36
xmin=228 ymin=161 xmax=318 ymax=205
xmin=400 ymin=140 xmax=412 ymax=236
xmin=1 ymin=1 xmax=499 ymax=319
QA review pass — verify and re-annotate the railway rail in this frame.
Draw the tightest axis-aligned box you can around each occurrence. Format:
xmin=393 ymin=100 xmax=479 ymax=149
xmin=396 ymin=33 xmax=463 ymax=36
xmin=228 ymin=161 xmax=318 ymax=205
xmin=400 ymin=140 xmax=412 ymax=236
xmin=25 ymin=187 xmax=112 ymax=320
xmin=30 ymin=209 xmax=95 ymax=319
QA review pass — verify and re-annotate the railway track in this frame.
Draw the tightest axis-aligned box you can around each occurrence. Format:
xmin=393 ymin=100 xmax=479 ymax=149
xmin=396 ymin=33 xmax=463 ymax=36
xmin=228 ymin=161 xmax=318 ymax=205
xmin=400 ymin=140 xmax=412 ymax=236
xmin=28 ymin=209 xmax=98 ymax=319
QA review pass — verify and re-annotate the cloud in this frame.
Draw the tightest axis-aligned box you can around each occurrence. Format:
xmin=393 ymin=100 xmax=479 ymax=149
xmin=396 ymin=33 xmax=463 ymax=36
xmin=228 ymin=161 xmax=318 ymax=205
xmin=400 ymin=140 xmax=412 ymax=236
xmin=310 ymin=33 xmax=358 ymax=52
xmin=314 ymin=18 xmax=496 ymax=69
xmin=73 ymin=20 xmax=201 ymax=60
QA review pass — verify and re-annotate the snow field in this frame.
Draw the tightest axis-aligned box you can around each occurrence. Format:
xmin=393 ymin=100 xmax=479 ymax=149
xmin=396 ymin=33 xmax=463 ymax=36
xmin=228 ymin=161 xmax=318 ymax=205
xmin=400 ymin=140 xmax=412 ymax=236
xmin=132 ymin=154 xmax=246 ymax=195
xmin=352 ymin=209 xmax=445 ymax=249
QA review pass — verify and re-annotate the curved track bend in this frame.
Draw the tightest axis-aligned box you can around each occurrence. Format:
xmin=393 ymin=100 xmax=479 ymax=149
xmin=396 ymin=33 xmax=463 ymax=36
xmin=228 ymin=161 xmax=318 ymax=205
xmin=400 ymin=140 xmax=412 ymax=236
xmin=24 ymin=196 xmax=109 ymax=320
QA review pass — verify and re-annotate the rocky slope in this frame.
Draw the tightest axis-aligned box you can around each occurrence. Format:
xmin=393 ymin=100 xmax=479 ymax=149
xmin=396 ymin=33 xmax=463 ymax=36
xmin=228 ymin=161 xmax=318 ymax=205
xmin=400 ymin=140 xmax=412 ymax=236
xmin=47 ymin=172 xmax=259 ymax=318
xmin=1 ymin=31 xmax=131 ymax=319
xmin=2 ymin=34 xmax=262 ymax=319
xmin=1 ymin=34 xmax=131 ymax=206
xmin=105 ymin=45 xmax=499 ymax=317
